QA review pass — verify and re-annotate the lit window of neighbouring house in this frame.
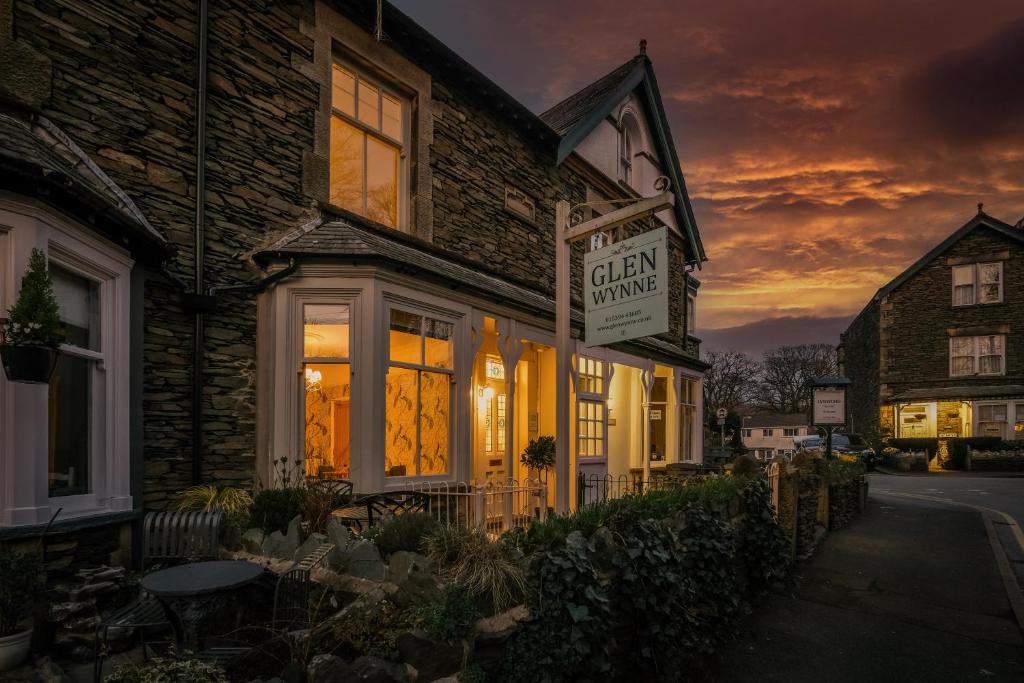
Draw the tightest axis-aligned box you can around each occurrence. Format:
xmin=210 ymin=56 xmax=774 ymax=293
xmin=331 ymin=63 xmax=407 ymax=229
xmin=951 ymin=335 xmax=1005 ymax=376
xmin=302 ymin=304 xmax=351 ymax=480
xmin=977 ymin=403 xmax=1008 ymax=439
xmin=952 ymin=262 xmax=1002 ymax=306
xmin=504 ymin=185 xmax=535 ymax=221
xmin=386 ymin=309 xmax=454 ymax=477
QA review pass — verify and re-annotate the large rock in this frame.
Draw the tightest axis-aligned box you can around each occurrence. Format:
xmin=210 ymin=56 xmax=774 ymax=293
xmin=262 ymin=515 xmax=302 ymax=559
xmin=473 ymin=604 xmax=529 ymax=671
xmin=307 ymin=653 xmax=354 ymax=683
xmin=345 ymin=540 xmax=386 ymax=581
xmin=325 ymin=518 xmax=353 ymax=568
xmin=350 ymin=655 xmax=409 ymax=683
xmin=386 ymin=552 xmax=439 ymax=607
xmin=242 ymin=528 xmax=266 ymax=554
xmin=396 ymin=630 xmax=464 ymax=681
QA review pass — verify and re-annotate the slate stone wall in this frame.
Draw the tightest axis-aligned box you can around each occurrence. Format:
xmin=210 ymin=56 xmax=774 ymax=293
xmin=840 ymin=300 xmax=881 ymax=444
xmin=10 ymin=0 xmax=700 ymax=511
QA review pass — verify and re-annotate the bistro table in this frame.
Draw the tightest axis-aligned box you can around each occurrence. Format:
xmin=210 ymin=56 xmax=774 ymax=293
xmin=141 ymin=560 xmax=263 ymax=651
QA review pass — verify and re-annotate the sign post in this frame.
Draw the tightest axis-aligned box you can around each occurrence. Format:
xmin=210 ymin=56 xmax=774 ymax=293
xmin=716 ymin=407 xmax=728 ymax=449
xmin=554 ymin=191 xmax=674 ymax=512
xmin=810 ymin=376 xmax=850 ymax=459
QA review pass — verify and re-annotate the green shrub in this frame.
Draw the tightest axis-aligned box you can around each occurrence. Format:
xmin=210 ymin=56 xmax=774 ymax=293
xmin=0 ymin=547 xmax=44 ymax=636
xmin=424 ymin=525 xmax=526 ymax=612
xmin=249 ymin=488 xmax=305 ymax=534
xmin=176 ymin=485 xmax=252 ymax=522
xmin=737 ymin=478 xmax=793 ymax=595
xmin=2 ymin=248 xmax=64 ymax=347
xmin=332 ymin=598 xmax=415 ymax=660
xmin=417 ymin=585 xmax=480 ymax=642
xmin=104 ymin=656 xmax=228 ymax=683
xmin=826 ymin=456 xmax=864 ymax=484
xmin=375 ymin=512 xmax=440 ymax=557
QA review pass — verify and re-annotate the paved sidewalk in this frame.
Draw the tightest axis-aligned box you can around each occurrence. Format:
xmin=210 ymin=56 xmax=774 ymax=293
xmin=708 ymin=495 xmax=1024 ymax=682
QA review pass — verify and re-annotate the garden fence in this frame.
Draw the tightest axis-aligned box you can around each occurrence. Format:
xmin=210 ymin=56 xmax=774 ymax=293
xmin=575 ymin=469 xmax=723 ymax=508
xmin=404 ymin=478 xmax=547 ymax=536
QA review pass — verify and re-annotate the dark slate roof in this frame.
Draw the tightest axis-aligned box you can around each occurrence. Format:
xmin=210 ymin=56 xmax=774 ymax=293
xmin=0 ymin=112 xmax=167 ymax=257
xmin=539 ymin=55 xmax=706 ymax=266
xmin=257 ymin=216 xmax=706 ymax=369
xmin=889 ymin=385 xmax=1024 ymax=401
xmin=874 ymin=212 xmax=1022 ymax=302
xmin=540 ymin=57 xmax=644 ymax=135
xmin=741 ymin=413 xmax=809 ymax=429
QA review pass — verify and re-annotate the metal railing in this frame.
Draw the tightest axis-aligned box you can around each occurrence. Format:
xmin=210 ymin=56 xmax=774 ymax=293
xmin=404 ymin=478 xmax=547 ymax=536
xmin=576 ymin=468 xmax=726 ymax=508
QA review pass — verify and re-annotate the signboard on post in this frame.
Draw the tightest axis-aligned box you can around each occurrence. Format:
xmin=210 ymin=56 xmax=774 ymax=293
xmin=583 ymin=227 xmax=668 ymax=347
xmin=812 ymin=388 xmax=846 ymax=426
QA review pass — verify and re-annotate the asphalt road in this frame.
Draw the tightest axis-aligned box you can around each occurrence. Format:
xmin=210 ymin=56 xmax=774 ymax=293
xmin=869 ymin=471 xmax=1024 ymax=528
xmin=709 ymin=492 xmax=1024 ymax=683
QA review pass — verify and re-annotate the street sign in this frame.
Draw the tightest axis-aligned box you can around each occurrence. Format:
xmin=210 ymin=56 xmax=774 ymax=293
xmin=716 ymin=407 xmax=728 ymax=419
xmin=812 ymin=388 xmax=846 ymax=426
xmin=583 ymin=227 xmax=668 ymax=347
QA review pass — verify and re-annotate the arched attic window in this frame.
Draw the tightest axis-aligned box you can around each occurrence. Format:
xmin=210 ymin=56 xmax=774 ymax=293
xmin=618 ymin=110 xmax=641 ymax=187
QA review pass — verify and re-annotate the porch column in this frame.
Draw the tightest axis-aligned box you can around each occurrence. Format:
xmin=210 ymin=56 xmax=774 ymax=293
xmin=639 ymin=368 xmax=654 ymax=484
xmin=499 ymin=325 xmax=523 ymax=483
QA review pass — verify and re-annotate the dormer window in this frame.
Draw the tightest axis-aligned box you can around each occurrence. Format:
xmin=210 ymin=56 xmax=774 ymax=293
xmin=330 ymin=62 xmax=409 ymax=230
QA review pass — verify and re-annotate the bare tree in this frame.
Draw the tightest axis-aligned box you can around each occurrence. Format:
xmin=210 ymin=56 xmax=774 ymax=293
xmin=702 ymin=349 xmax=760 ymax=412
xmin=754 ymin=344 xmax=838 ymax=414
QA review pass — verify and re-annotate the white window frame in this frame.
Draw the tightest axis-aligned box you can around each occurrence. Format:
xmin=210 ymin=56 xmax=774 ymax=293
xmin=0 ymin=202 xmax=132 ymax=526
xmin=575 ymin=356 xmax=609 ymax=463
xmin=678 ymin=376 xmax=698 ymax=461
xmin=383 ymin=301 xmax=457 ymax=479
xmin=952 ymin=262 xmax=1002 ymax=307
xmin=762 ymin=429 xmax=774 ymax=437
xmin=783 ymin=427 xmax=798 ymax=437
xmin=330 ymin=59 xmax=412 ymax=231
xmin=975 ymin=401 xmax=1009 ymax=439
xmin=949 ymin=335 xmax=1006 ymax=377
xmin=686 ymin=294 xmax=696 ymax=334
xmin=742 ymin=428 xmax=752 ymax=438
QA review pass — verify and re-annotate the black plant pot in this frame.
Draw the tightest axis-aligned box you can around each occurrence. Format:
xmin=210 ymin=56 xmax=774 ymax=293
xmin=0 ymin=345 xmax=60 ymax=384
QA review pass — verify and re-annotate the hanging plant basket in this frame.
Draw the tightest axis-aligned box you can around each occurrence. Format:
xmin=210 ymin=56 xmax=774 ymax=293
xmin=0 ymin=345 xmax=60 ymax=384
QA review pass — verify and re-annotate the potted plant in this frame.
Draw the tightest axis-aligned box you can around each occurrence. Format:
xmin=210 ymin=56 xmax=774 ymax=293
xmin=1 ymin=248 xmax=65 ymax=384
xmin=0 ymin=546 xmax=44 ymax=671
xmin=520 ymin=436 xmax=555 ymax=516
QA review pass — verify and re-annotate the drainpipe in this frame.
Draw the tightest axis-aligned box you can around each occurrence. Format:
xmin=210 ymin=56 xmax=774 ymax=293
xmin=191 ymin=0 xmax=210 ymax=485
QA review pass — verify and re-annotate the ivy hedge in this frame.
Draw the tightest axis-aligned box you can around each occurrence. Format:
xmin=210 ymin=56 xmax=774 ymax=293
xmin=495 ymin=478 xmax=791 ymax=682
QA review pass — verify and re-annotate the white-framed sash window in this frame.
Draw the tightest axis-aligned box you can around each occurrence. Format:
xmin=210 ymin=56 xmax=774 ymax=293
xmin=950 ymin=335 xmax=1005 ymax=377
xmin=952 ymin=262 xmax=1002 ymax=306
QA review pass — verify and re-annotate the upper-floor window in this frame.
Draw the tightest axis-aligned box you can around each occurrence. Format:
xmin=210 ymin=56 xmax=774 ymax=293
xmin=686 ymin=294 xmax=696 ymax=334
xmin=762 ymin=429 xmax=774 ymax=437
xmin=952 ymin=262 xmax=1002 ymax=306
xmin=783 ymin=427 xmax=797 ymax=437
xmin=742 ymin=428 xmax=752 ymax=438
xmin=618 ymin=113 xmax=639 ymax=186
xmin=950 ymin=334 xmax=1005 ymax=376
xmin=330 ymin=62 xmax=408 ymax=229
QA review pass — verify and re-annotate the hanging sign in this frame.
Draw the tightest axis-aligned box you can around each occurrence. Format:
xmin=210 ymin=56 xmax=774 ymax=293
xmin=584 ymin=227 xmax=669 ymax=347
xmin=812 ymin=388 xmax=846 ymax=426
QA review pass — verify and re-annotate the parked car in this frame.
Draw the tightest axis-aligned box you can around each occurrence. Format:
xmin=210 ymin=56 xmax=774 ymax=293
xmin=832 ymin=433 xmax=877 ymax=469
xmin=793 ymin=435 xmax=824 ymax=452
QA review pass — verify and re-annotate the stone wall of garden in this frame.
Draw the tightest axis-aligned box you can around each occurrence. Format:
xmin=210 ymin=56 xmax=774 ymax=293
xmin=968 ymin=450 xmax=1024 ymax=471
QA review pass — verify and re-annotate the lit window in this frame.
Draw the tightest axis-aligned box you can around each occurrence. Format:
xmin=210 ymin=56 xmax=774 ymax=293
xmin=977 ymin=403 xmax=1008 ymax=439
xmin=952 ymin=262 xmax=1002 ymax=306
xmin=950 ymin=335 xmax=1005 ymax=377
xmin=386 ymin=309 xmax=454 ymax=476
xmin=504 ymin=185 xmax=535 ymax=221
xmin=679 ymin=378 xmax=697 ymax=460
xmin=49 ymin=264 xmax=101 ymax=497
xmin=577 ymin=357 xmax=604 ymax=396
xmin=330 ymin=63 xmax=407 ymax=229
xmin=577 ymin=399 xmax=605 ymax=458
xmin=1014 ymin=403 xmax=1024 ymax=440
xmin=303 ymin=304 xmax=351 ymax=479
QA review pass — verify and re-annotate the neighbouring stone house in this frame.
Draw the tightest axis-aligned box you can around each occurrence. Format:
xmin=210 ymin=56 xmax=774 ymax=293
xmin=740 ymin=413 xmax=811 ymax=460
xmin=0 ymin=0 xmax=708 ymax=566
xmin=839 ymin=209 xmax=1024 ymax=448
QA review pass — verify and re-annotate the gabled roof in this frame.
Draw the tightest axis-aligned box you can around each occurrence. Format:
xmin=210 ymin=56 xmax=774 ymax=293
xmin=539 ymin=55 xmax=706 ymax=266
xmin=0 ymin=111 xmax=168 ymax=258
xmin=873 ymin=212 xmax=1022 ymax=302
xmin=742 ymin=413 xmax=809 ymax=429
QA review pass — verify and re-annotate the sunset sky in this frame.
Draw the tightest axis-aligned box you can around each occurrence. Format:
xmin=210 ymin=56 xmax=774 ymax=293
xmin=392 ymin=0 xmax=1024 ymax=344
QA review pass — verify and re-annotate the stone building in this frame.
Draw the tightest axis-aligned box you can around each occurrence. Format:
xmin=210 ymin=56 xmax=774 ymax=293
xmin=839 ymin=209 xmax=1024 ymax=447
xmin=0 ymin=0 xmax=708 ymax=563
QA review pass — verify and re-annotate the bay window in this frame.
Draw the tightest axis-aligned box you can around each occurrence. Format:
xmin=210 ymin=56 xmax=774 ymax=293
xmin=385 ymin=309 xmax=453 ymax=477
xmin=330 ymin=62 xmax=408 ymax=230
xmin=678 ymin=377 xmax=697 ymax=460
xmin=950 ymin=335 xmax=1005 ymax=377
xmin=302 ymin=304 xmax=351 ymax=479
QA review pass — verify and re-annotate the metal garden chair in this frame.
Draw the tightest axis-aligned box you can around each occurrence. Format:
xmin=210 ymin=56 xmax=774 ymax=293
xmin=93 ymin=510 xmax=223 ymax=682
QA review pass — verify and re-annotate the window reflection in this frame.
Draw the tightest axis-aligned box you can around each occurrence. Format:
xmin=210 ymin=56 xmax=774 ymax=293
xmin=304 ymin=304 xmax=349 ymax=358
xmin=330 ymin=117 xmax=363 ymax=215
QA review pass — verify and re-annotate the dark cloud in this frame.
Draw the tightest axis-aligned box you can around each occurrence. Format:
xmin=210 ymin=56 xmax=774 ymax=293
xmin=904 ymin=18 xmax=1024 ymax=145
